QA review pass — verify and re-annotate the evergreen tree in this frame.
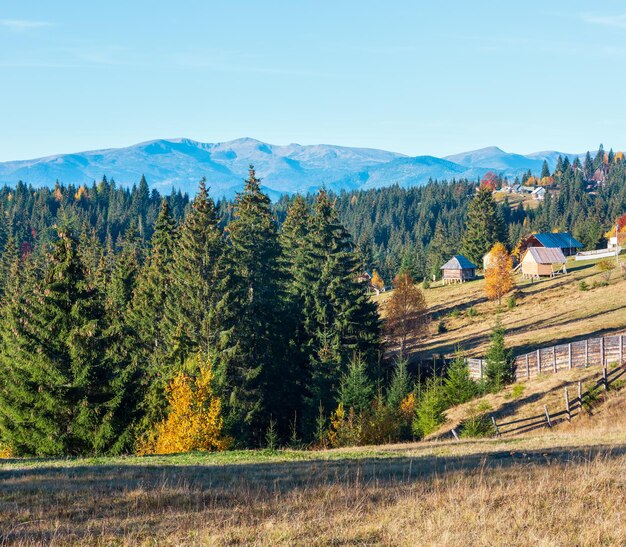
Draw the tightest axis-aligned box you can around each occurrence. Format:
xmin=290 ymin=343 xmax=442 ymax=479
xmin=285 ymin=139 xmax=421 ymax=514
xmin=386 ymin=357 xmax=412 ymax=411
xmin=338 ymin=355 xmax=374 ymax=415
xmin=484 ymin=317 xmax=514 ymax=392
xmin=217 ymin=166 xmax=291 ymax=446
xmin=461 ymin=185 xmax=505 ymax=265
xmin=164 ymin=178 xmax=226 ymax=365
xmin=129 ymin=199 xmax=177 ymax=433
xmin=0 ymin=230 xmax=125 ymax=456
xmin=541 ymin=160 xmax=550 ymax=179
xmin=443 ymin=350 xmax=477 ymax=406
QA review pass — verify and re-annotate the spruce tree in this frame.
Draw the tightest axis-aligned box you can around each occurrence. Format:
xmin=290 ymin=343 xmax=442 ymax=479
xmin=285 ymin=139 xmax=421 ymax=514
xmin=128 ymin=199 xmax=177 ymax=433
xmin=164 ymin=178 xmax=226 ymax=365
xmin=443 ymin=350 xmax=477 ymax=405
xmin=461 ymin=185 xmax=505 ymax=265
xmin=217 ymin=166 xmax=292 ymax=446
xmin=296 ymin=190 xmax=381 ymax=435
xmin=0 ymin=230 xmax=124 ymax=456
xmin=484 ymin=317 xmax=514 ymax=392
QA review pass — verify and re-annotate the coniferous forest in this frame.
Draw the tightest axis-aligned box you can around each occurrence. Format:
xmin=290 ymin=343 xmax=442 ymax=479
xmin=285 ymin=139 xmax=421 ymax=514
xmin=0 ymin=147 xmax=625 ymax=456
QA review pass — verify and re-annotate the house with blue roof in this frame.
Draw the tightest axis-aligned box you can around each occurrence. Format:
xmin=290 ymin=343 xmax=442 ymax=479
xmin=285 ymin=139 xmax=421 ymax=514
xmin=525 ymin=232 xmax=584 ymax=256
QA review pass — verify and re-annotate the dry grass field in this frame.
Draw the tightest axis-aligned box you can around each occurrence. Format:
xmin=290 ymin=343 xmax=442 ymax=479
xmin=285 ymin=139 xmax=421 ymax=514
xmin=376 ymin=255 xmax=626 ymax=360
xmin=3 ymin=390 xmax=626 ymax=545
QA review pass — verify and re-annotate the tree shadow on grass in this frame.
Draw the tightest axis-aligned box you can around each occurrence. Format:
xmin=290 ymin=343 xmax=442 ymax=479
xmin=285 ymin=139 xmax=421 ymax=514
xmin=2 ymin=442 xmax=626 ymax=543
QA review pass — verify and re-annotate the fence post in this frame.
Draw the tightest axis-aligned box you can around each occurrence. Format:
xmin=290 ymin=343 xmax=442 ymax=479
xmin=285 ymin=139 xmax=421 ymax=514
xmin=526 ymin=354 xmax=530 ymax=379
xmin=537 ymin=349 xmax=541 ymax=374
xmin=491 ymin=416 xmax=500 ymax=437
xmin=603 ymin=366 xmax=608 ymax=391
xmin=564 ymin=387 xmax=571 ymax=421
xmin=578 ymin=381 xmax=583 ymax=415
xmin=479 ymin=359 xmax=484 ymax=380
xmin=544 ymin=405 xmax=552 ymax=428
xmin=553 ymin=346 xmax=557 ymax=373
xmin=585 ymin=339 xmax=589 ymax=367
xmin=451 ymin=428 xmax=460 ymax=441
xmin=568 ymin=343 xmax=572 ymax=370
xmin=620 ymin=335 xmax=624 ymax=365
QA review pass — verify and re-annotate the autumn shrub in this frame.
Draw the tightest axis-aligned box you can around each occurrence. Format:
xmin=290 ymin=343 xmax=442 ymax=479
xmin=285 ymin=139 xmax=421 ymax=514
xmin=138 ymin=353 xmax=231 ymax=455
xmin=0 ymin=442 xmax=12 ymax=459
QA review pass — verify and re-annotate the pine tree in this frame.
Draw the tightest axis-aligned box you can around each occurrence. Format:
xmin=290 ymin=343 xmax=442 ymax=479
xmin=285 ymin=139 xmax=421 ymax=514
xmin=217 ymin=166 xmax=291 ymax=446
xmin=0 ymin=230 xmax=124 ymax=456
xmin=338 ymin=355 xmax=374 ymax=415
xmin=484 ymin=317 xmax=514 ymax=392
xmin=461 ymin=185 xmax=505 ymax=265
xmin=443 ymin=350 xmax=476 ymax=406
xmin=129 ymin=199 xmax=177 ymax=433
xmin=386 ymin=358 xmax=412 ymax=412
xmin=296 ymin=190 xmax=381 ymax=436
xmin=540 ymin=160 xmax=550 ymax=179
xmin=164 ymin=178 xmax=226 ymax=365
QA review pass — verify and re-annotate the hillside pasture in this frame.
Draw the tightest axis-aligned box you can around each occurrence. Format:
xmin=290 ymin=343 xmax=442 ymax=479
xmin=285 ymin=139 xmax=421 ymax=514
xmin=377 ymin=255 xmax=626 ymax=361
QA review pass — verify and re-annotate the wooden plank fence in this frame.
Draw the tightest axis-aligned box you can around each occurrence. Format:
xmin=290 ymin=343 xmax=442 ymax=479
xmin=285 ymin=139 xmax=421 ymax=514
xmin=467 ymin=333 xmax=626 ymax=382
xmin=491 ymin=364 xmax=626 ymax=437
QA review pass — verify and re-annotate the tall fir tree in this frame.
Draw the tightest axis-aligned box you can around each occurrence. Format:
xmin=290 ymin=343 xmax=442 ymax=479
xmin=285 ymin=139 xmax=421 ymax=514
xmin=0 ymin=230 xmax=126 ymax=456
xmin=163 ymin=178 xmax=226 ymax=366
xmin=216 ymin=166 xmax=292 ymax=446
xmin=461 ymin=185 xmax=505 ymax=265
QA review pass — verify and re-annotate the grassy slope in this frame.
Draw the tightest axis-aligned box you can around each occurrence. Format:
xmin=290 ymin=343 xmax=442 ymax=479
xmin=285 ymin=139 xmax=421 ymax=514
xmin=376 ymin=255 xmax=626 ymax=359
xmin=3 ymin=400 xmax=626 ymax=545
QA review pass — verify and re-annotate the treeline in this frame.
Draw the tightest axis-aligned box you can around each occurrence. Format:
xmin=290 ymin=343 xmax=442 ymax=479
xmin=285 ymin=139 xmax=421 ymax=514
xmin=276 ymin=146 xmax=626 ymax=283
xmin=0 ymin=168 xmax=381 ymax=456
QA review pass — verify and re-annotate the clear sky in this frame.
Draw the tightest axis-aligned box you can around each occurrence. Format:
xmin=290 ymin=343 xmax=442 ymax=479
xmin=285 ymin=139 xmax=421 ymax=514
xmin=1 ymin=1 xmax=625 ymax=161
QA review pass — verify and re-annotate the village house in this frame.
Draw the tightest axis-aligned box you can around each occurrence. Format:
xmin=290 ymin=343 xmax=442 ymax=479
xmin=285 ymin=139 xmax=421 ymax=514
xmin=523 ymin=232 xmax=583 ymax=256
xmin=440 ymin=255 xmax=477 ymax=284
xmin=520 ymin=247 xmax=567 ymax=280
xmin=531 ymin=187 xmax=546 ymax=200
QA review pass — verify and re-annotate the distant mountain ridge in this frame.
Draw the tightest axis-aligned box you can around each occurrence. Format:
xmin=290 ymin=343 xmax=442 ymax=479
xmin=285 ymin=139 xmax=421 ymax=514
xmin=0 ymin=138 xmax=582 ymax=198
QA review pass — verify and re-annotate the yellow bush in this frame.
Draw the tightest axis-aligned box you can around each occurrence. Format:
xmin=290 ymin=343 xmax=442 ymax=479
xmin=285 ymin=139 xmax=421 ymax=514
xmin=138 ymin=354 xmax=230 ymax=455
xmin=0 ymin=443 xmax=12 ymax=458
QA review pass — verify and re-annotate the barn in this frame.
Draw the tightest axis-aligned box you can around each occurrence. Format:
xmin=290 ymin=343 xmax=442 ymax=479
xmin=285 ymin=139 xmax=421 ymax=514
xmin=525 ymin=232 xmax=583 ymax=256
xmin=440 ymin=255 xmax=477 ymax=284
xmin=520 ymin=247 xmax=567 ymax=279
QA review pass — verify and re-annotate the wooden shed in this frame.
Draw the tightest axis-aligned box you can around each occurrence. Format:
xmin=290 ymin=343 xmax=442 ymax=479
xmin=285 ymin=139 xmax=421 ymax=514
xmin=521 ymin=247 xmax=566 ymax=279
xmin=440 ymin=255 xmax=477 ymax=284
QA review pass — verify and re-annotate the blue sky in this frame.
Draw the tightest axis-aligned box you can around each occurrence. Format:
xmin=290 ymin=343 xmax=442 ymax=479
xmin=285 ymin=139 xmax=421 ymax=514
xmin=1 ymin=1 xmax=625 ymax=161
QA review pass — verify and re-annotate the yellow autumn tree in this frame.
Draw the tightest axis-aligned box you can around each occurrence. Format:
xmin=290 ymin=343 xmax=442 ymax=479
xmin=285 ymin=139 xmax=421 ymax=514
xmin=138 ymin=353 xmax=230 ymax=455
xmin=484 ymin=242 xmax=515 ymax=305
xmin=371 ymin=270 xmax=385 ymax=292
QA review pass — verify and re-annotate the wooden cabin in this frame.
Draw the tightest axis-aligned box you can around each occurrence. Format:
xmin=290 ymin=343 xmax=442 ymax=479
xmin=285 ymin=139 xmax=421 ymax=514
xmin=440 ymin=255 xmax=477 ymax=284
xmin=520 ymin=247 xmax=566 ymax=280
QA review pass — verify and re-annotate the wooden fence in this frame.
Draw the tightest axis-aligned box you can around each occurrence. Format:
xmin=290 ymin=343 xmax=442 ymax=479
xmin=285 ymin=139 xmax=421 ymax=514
xmin=467 ymin=333 xmax=626 ymax=382
xmin=492 ymin=364 xmax=626 ymax=437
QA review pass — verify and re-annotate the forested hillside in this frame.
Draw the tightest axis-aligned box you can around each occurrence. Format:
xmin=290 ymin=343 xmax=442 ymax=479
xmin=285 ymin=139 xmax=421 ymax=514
xmin=0 ymin=146 xmax=625 ymax=457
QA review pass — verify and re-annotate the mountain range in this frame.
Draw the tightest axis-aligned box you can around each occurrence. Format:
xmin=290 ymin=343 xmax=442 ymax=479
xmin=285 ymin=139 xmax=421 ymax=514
xmin=0 ymin=138 xmax=581 ymax=198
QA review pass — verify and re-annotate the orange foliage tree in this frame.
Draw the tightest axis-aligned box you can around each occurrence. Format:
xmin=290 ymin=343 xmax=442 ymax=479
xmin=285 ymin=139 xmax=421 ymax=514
xmin=138 ymin=353 xmax=230 ymax=455
xmin=371 ymin=270 xmax=385 ymax=292
xmin=480 ymin=171 xmax=499 ymax=191
xmin=384 ymin=272 xmax=428 ymax=358
xmin=484 ymin=242 xmax=515 ymax=305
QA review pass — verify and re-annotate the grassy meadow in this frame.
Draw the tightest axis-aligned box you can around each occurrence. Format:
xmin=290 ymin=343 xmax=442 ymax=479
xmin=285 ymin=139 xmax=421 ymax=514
xmin=3 ymin=388 xmax=626 ymax=545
